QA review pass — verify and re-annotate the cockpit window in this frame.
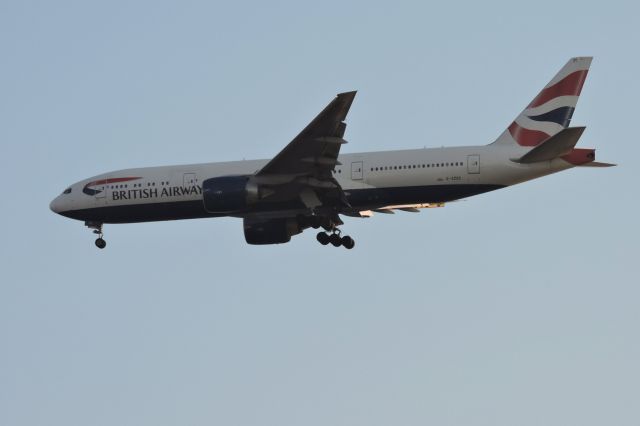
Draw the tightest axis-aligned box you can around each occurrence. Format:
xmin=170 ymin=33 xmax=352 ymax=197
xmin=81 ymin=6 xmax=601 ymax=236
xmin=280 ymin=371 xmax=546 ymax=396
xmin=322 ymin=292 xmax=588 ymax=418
xmin=63 ymin=188 xmax=72 ymax=194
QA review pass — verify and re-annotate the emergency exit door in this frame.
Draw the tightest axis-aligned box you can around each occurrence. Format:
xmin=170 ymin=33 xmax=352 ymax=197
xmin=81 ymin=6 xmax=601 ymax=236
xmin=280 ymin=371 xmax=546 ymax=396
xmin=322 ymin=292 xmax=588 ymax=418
xmin=351 ymin=161 xmax=363 ymax=180
xmin=94 ymin=179 xmax=107 ymax=199
xmin=467 ymin=155 xmax=480 ymax=174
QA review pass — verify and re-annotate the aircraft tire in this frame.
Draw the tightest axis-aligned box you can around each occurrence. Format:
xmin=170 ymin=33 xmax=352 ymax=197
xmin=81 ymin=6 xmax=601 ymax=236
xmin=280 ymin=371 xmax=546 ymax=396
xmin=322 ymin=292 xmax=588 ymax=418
xmin=316 ymin=232 xmax=330 ymax=245
xmin=95 ymin=238 xmax=106 ymax=249
xmin=341 ymin=236 xmax=355 ymax=249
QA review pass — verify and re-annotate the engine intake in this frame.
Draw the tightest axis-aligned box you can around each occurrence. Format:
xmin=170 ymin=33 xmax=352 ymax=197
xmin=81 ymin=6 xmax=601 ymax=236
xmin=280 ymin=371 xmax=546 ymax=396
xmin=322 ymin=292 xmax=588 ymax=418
xmin=202 ymin=176 xmax=259 ymax=214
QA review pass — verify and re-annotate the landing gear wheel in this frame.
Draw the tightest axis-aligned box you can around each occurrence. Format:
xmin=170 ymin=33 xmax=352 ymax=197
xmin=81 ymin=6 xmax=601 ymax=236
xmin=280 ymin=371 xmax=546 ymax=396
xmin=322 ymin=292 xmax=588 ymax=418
xmin=316 ymin=232 xmax=330 ymax=245
xmin=329 ymin=233 xmax=342 ymax=247
xmin=95 ymin=238 xmax=106 ymax=249
xmin=86 ymin=222 xmax=107 ymax=249
xmin=341 ymin=236 xmax=355 ymax=250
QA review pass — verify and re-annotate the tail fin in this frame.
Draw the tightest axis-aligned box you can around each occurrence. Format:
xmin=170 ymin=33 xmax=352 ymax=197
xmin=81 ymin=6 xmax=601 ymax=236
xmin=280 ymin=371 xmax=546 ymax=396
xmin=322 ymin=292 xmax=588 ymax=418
xmin=491 ymin=57 xmax=592 ymax=147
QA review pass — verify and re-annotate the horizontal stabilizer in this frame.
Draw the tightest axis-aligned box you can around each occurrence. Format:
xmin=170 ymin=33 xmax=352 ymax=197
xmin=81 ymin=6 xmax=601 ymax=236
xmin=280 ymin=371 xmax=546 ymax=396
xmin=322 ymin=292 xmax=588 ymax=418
xmin=577 ymin=161 xmax=617 ymax=167
xmin=513 ymin=126 xmax=585 ymax=164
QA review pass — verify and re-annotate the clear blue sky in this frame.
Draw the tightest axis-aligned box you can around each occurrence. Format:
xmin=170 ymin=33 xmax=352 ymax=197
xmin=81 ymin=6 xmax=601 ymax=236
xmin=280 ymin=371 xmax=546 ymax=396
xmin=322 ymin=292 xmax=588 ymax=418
xmin=1 ymin=1 xmax=638 ymax=425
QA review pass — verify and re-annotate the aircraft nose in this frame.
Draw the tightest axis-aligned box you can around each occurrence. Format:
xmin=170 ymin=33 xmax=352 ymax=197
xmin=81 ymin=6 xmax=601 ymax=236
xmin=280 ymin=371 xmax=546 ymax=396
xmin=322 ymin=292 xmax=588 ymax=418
xmin=49 ymin=196 xmax=62 ymax=214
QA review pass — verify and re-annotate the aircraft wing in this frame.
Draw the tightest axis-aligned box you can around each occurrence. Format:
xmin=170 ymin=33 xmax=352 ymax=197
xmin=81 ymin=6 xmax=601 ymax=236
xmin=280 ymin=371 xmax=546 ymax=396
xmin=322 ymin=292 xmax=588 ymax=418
xmin=257 ymin=91 xmax=356 ymax=178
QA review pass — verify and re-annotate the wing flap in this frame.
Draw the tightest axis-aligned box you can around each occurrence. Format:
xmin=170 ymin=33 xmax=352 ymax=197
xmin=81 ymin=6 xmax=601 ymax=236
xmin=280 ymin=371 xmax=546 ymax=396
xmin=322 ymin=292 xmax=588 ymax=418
xmin=348 ymin=203 xmax=446 ymax=217
xmin=314 ymin=136 xmax=348 ymax=145
xmin=301 ymin=156 xmax=342 ymax=167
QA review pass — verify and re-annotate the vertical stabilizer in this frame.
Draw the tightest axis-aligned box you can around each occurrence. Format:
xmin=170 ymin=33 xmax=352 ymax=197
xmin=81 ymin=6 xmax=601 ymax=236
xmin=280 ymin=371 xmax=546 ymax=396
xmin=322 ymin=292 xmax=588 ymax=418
xmin=491 ymin=57 xmax=592 ymax=147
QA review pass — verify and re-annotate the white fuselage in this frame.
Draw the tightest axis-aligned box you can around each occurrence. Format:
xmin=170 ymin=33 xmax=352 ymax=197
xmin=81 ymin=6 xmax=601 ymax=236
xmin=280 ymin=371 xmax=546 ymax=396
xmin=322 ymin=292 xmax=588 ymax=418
xmin=50 ymin=144 xmax=574 ymax=223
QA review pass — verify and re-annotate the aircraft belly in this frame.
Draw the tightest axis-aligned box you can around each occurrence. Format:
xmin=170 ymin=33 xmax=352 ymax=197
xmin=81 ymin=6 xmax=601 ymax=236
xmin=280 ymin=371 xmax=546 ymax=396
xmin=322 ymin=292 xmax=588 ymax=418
xmin=345 ymin=184 xmax=504 ymax=208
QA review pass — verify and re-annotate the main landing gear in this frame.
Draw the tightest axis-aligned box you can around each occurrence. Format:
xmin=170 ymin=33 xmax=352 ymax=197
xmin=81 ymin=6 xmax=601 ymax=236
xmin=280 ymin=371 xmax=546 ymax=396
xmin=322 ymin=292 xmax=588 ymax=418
xmin=316 ymin=229 xmax=355 ymax=249
xmin=86 ymin=222 xmax=106 ymax=249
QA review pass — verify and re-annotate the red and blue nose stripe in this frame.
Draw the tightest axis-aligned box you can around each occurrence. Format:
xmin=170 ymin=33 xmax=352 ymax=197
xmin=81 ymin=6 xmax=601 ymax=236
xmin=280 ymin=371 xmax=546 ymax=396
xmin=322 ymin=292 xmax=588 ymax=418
xmin=83 ymin=177 xmax=141 ymax=196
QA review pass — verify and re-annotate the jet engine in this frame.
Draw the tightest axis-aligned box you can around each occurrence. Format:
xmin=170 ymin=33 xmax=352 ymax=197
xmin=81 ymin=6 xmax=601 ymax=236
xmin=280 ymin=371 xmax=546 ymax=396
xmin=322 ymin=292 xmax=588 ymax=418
xmin=243 ymin=217 xmax=304 ymax=245
xmin=202 ymin=176 xmax=260 ymax=214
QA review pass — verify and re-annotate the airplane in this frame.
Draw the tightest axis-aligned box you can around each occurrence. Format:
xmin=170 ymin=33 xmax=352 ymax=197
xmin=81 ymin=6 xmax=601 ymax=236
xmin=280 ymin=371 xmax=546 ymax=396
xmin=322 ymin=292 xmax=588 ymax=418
xmin=50 ymin=57 xmax=613 ymax=250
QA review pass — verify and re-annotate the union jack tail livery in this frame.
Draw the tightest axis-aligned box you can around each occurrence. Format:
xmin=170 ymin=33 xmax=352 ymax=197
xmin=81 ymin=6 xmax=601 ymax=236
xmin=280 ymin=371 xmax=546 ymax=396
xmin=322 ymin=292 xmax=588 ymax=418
xmin=492 ymin=57 xmax=592 ymax=147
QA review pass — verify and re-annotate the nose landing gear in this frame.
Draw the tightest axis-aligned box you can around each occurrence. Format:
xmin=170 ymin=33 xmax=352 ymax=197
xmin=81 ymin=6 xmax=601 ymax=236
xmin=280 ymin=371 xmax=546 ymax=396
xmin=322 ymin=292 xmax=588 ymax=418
xmin=86 ymin=222 xmax=106 ymax=249
xmin=95 ymin=237 xmax=106 ymax=249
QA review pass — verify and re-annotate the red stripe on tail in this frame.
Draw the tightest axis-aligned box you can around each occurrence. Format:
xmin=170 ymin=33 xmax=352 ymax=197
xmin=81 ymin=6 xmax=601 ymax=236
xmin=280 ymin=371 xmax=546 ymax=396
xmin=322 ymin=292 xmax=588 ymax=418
xmin=528 ymin=70 xmax=588 ymax=108
xmin=508 ymin=122 xmax=550 ymax=147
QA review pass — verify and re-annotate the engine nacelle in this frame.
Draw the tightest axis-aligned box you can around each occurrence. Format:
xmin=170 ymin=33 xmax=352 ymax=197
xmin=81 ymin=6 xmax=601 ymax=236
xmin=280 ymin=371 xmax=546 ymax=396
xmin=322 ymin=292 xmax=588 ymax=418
xmin=243 ymin=218 xmax=303 ymax=245
xmin=202 ymin=176 xmax=259 ymax=214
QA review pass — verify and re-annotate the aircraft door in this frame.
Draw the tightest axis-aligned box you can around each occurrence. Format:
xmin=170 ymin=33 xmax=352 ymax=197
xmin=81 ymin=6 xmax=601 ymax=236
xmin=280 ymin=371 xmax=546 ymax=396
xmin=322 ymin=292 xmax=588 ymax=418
xmin=351 ymin=161 xmax=363 ymax=180
xmin=95 ymin=179 xmax=108 ymax=202
xmin=467 ymin=155 xmax=480 ymax=174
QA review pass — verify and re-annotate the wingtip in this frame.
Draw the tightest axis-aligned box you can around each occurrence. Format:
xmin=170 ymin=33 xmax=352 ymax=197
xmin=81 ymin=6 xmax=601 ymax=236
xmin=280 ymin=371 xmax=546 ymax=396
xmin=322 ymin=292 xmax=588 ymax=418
xmin=337 ymin=90 xmax=357 ymax=98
